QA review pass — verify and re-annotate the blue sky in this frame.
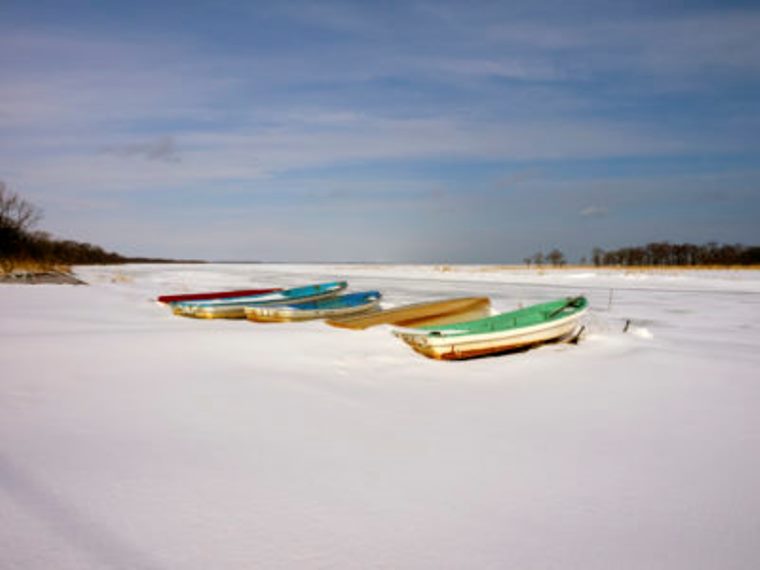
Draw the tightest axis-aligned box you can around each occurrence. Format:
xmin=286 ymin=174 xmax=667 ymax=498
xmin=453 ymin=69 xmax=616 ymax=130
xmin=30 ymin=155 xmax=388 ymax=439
xmin=1 ymin=0 xmax=759 ymax=262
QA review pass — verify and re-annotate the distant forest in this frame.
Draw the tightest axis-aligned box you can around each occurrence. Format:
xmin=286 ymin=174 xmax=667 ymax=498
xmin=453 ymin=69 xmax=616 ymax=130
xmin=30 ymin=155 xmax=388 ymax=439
xmin=526 ymin=242 xmax=760 ymax=267
xmin=586 ymin=243 xmax=760 ymax=267
xmin=0 ymin=183 xmax=192 ymax=272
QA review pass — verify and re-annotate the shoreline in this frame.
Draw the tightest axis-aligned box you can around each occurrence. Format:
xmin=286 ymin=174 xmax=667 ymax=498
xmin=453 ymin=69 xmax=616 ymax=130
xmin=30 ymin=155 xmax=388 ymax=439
xmin=0 ymin=269 xmax=87 ymax=285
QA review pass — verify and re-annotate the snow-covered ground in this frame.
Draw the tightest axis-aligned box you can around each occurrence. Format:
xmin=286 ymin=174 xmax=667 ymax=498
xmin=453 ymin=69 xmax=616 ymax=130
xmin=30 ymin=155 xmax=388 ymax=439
xmin=1 ymin=264 xmax=759 ymax=569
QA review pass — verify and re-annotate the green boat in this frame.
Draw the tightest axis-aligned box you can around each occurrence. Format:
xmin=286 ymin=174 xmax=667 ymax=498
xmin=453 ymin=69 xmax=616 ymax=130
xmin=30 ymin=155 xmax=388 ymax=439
xmin=393 ymin=296 xmax=588 ymax=360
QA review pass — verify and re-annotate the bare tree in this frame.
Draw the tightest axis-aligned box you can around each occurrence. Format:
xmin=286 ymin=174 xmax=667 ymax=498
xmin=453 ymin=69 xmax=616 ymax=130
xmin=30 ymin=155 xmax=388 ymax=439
xmin=0 ymin=181 xmax=43 ymax=233
xmin=546 ymin=249 xmax=566 ymax=267
xmin=532 ymin=252 xmax=544 ymax=267
xmin=1 ymin=182 xmax=43 ymax=272
xmin=592 ymin=247 xmax=604 ymax=267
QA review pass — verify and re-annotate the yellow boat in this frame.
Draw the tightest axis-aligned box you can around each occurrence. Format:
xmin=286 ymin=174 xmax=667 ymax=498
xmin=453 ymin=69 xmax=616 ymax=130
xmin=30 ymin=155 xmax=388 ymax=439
xmin=325 ymin=296 xmax=491 ymax=330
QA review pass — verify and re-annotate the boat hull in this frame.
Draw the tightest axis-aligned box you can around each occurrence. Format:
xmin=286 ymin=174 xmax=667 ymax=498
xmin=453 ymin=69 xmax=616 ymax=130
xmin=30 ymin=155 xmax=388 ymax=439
xmin=173 ymin=281 xmax=348 ymax=319
xmin=326 ymin=297 xmax=491 ymax=330
xmin=245 ymin=292 xmax=381 ymax=322
xmin=394 ymin=305 xmax=587 ymax=360
xmin=157 ymin=287 xmax=280 ymax=304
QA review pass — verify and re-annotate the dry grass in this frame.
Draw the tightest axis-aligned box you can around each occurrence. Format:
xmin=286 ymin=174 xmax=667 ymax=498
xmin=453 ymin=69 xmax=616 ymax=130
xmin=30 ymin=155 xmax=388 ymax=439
xmin=110 ymin=272 xmax=134 ymax=284
xmin=0 ymin=259 xmax=73 ymax=275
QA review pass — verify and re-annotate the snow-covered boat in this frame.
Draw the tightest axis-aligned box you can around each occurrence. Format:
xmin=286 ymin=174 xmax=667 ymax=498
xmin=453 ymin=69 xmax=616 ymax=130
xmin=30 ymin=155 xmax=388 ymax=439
xmin=326 ymin=296 xmax=491 ymax=330
xmin=393 ymin=296 xmax=588 ymax=360
xmin=172 ymin=281 xmax=348 ymax=319
xmin=245 ymin=291 xmax=382 ymax=322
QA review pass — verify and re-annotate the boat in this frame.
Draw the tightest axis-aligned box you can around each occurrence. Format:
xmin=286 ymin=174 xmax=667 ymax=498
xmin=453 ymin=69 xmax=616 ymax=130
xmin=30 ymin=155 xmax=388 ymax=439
xmin=393 ymin=296 xmax=588 ymax=360
xmin=172 ymin=281 xmax=348 ymax=319
xmin=245 ymin=291 xmax=382 ymax=322
xmin=326 ymin=296 xmax=491 ymax=330
xmin=157 ymin=287 xmax=280 ymax=304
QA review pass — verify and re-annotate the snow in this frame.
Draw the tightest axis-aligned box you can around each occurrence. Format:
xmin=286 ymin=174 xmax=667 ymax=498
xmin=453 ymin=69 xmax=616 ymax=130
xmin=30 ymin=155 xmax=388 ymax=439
xmin=1 ymin=263 xmax=759 ymax=569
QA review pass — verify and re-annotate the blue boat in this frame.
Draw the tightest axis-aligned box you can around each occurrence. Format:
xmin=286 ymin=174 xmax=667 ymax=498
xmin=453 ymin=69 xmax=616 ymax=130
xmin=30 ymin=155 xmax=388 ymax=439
xmin=172 ymin=281 xmax=348 ymax=319
xmin=245 ymin=291 xmax=382 ymax=322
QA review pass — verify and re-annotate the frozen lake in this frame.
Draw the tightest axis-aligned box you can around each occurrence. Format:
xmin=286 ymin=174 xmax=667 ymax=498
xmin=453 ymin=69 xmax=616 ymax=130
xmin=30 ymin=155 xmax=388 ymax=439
xmin=1 ymin=264 xmax=759 ymax=569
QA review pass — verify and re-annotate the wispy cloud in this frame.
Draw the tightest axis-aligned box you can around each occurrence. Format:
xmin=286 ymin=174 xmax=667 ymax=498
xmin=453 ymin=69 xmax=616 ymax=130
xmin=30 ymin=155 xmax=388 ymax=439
xmin=424 ymin=57 xmax=563 ymax=81
xmin=491 ymin=169 xmax=543 ymax=192
xmin=102 ymin=136 xmax=181 ymax=163
xmin=485 ymin=9 xmax=760 ymax=83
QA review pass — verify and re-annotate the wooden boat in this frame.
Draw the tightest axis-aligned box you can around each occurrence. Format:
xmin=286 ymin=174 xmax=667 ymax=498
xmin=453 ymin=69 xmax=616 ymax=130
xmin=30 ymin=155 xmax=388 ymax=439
xmin=393 ymin=296 xmax=588 ymax=360
xmin=326 ymin=296 xmax=491 ymax=330
xmin=172 ymin=281 xmax=348 ymax=319
xmin=157 ymin=287 xmax=280 ymax=304
xmin=245 ymin=291 xmax=382 ymax=322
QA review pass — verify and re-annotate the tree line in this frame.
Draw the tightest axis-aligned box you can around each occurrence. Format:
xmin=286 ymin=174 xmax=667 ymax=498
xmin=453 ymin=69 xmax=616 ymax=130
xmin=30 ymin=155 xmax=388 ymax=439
xmin=524 ymin=242 xmax=760 ymax=268
xmin=588 ymin=242 xmax=760 ymax=266
xmin=1 ymin=183 xmax=186 ymax=272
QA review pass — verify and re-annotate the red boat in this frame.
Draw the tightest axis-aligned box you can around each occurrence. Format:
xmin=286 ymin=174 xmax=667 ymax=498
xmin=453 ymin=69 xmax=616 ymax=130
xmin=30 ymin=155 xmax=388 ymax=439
xmin=157 ymin=287 xmax=281 ymax=304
